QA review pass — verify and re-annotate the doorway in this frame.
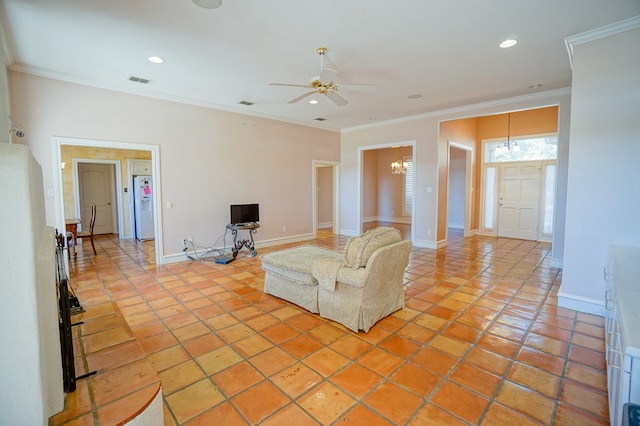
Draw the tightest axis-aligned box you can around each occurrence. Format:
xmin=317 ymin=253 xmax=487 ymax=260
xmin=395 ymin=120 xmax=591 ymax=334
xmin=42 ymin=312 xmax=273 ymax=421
xmin=358 ymin=142 xmax=415 ymax=240
xmin=53 ymin=136 xmax=163 ymax=264
xmin=447 ymin=142 xmax=473 ymax=238
xmin=76 ymin=162 xmax=117 ymax=235
xmin=313 ymin=162 xmax=338 ymax=234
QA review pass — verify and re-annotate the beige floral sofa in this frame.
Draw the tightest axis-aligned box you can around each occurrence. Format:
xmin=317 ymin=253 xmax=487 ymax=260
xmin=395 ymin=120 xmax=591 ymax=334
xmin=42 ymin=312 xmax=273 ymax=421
xmin=261 ymin=227 xmax=412 ymax=332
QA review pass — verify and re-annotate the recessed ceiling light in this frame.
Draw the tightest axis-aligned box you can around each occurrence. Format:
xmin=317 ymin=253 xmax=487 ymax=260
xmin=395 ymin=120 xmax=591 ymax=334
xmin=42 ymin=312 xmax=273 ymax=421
xmin=193 ymin=0 xmax=222 ymax=9
xmin=309 ymin=99 xmax=319 ymax=105
xmin=499 ymin=39 xmax=518 ymax=49
xmin=408 ymin=94 xmax=422 ymax=99
xmin=148 ymin=56 xmax=164 ymax=64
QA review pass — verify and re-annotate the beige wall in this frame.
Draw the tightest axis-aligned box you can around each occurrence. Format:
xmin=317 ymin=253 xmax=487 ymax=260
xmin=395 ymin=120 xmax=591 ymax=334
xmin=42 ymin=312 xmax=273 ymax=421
xmin=316 ymin=166 xmax=333 ymax=227
xmin=61 ymin=146 xmax=151 ymax=237
xmin=9 ymin=71 xmax=340 ymax=261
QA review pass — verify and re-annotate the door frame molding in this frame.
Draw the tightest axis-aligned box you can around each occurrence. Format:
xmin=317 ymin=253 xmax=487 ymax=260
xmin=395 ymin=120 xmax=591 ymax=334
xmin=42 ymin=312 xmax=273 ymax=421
xmin=52 ymin=136 xmax=163 ymax=264
xmin=73 ymin=159 xmax=122 ymax=235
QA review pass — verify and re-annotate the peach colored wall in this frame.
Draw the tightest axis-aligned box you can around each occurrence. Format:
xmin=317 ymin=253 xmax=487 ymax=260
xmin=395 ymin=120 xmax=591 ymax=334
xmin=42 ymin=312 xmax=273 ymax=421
xmin=362 ymin=146 xmax=412 ymax=224
xmin=61 ymin=145 xmax=151 ymax=236
xmin=477 ymin=107 xmax=559 ymax=143
xmin=377 ymin=146 xmax=412 ymax=221
xmin=438 ymin=118 xmax=478 ymax=240
xmin=362 ymin=150 xmax=379 ymax=219
xmin=9 ymin=71 xmax=340 ymax=259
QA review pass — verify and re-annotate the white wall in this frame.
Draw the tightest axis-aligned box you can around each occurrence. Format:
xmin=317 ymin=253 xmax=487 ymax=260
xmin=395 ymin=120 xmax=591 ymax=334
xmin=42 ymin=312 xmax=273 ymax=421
xmin=8 ymin=72 xmax=341 ymax=262
xmin=559 ymin=23 xmax=640 ymax=315
xmin=0 ymin=144 xmax=63 ymax=425
xmin=1 ymin=29 xmax=11 ymax=144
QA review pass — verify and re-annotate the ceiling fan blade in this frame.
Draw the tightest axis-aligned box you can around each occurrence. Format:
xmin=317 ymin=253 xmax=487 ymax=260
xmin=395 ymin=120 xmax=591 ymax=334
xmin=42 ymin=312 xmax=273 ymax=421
xmin=319 ymin=67 xmax=337 ymax=83
xmin=336 ymin=83 xmax=376 ymax=92
xmin=270 ymin=83 xmax=312 ymax=88
xmin=288 ymin=90 xmax=317 ymax=104
xmin=325 ymin=91 xmax=348 ymax=106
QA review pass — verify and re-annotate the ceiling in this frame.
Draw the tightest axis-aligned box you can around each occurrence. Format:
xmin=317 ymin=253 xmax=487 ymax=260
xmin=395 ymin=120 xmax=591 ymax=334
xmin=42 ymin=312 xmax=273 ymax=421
xmin=1 ymin=1 xmax=639 ymax=131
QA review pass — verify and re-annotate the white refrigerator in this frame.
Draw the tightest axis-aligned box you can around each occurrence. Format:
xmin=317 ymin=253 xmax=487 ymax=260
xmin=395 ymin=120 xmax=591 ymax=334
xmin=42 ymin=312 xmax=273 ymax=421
xmin=133 ymin=176 xmax=155 ymax=240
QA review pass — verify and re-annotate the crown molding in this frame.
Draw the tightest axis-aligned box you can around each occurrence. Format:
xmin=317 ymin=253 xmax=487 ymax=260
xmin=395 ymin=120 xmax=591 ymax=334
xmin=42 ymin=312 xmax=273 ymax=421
xmin=565 ymin=15 xmax=640 ymax=70
xmin=7 ymin=63 xmax=342 ymax=133
xmin=342 ymin=87 xmax=571 ymax=133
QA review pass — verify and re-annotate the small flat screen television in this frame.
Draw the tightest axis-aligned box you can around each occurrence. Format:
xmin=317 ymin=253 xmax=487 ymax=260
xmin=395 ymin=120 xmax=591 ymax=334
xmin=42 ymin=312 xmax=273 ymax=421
xmin=230 ymin=203 xmax=259 ymax=225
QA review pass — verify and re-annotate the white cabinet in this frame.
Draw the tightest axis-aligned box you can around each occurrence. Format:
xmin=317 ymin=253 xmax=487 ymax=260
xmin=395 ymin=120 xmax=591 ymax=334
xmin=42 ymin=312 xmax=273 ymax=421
xmin=606 ymin=245 xmax=640 ymax=426
xmin=131 ymin=160 xmax=151 ymax=175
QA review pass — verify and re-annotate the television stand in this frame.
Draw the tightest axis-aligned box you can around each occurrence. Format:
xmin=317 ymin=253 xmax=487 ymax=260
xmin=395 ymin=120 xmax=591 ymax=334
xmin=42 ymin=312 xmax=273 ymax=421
xmin=226 ymin=223 xmax=260 ymax=259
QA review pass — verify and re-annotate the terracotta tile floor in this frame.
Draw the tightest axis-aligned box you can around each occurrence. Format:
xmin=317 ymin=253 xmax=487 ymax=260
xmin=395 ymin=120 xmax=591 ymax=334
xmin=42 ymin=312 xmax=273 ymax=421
xmin=60 ymin=228 xmax=608 ymax=425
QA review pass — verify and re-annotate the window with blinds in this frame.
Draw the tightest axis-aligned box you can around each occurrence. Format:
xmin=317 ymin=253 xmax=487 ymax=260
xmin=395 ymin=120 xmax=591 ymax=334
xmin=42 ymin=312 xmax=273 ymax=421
xmin=403 ymin=158 xmax=413 ymax=217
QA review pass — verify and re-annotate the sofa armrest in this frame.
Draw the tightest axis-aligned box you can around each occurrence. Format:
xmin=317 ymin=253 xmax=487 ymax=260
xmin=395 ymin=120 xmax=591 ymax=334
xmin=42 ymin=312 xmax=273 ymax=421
xmin=311 ymin=258 xmax=343 ymax=291
xmin=334 ymin=267 xmax=369 ymax=288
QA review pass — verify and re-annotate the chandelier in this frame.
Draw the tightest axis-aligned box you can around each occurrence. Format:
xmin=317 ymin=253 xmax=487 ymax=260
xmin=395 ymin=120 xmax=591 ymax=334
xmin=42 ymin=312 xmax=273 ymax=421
xmin=391 ymin=160 xmax=408 ymax=174
xmin=495 ymin=113 xmax=520 ymax=154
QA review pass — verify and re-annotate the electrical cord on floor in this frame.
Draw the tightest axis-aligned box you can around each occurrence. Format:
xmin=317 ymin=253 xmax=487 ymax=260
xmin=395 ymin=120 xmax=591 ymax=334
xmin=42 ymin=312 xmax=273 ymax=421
xmin=183 ymin=230 xmax=231 ymax=262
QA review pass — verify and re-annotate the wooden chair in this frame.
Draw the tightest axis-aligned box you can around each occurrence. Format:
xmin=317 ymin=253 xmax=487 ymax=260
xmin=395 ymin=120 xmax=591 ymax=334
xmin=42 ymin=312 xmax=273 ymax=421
xmin=77 ymin=204 xmax=97 ymax=255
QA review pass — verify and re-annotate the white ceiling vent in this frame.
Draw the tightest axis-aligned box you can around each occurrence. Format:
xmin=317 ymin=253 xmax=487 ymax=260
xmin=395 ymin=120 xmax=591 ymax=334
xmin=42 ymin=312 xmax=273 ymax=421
xmin=128 ymin=76 xmax=150 ymax=84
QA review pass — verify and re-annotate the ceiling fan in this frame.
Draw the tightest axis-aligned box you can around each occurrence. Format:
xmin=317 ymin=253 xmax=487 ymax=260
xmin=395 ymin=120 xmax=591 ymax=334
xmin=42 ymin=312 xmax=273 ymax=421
xmin=270 ymin=47 xmax=375 ymax=106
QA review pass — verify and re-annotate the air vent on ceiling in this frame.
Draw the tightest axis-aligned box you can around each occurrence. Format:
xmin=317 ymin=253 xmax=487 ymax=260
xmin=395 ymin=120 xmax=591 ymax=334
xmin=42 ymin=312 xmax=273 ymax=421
xmin=238 ymin=100 xmax=254 ymax=106
xmin=314 ymin=117 xmax=327 ymax=121
xmin=128 ymin=76 xmax=150 ymax=84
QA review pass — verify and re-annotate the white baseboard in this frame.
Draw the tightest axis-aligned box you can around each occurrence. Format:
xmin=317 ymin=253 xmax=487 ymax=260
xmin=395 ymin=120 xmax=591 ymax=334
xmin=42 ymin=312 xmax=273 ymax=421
xmin=317 ymin=222 xmax=333 ymax=229
xmin=557 ymin=292 xmax=605 ymax=317
xmin=162 ymin=233 xmax=317 ymax=264
xmin=363 ymin=216 xmax=411 ymax=225
xmin=549 ymin=257 xmax=564 ymax=269
xmin=448 ymin=223 xmax=463 ymax=230
xmin=340 ymin=228 xmax=360 ymax=237
xmin=413 ymin=239 xmax=437 ymax=249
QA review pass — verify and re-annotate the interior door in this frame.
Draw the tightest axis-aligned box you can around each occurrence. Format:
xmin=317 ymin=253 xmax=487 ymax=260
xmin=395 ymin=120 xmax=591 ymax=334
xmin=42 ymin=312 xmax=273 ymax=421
xmin=498 ymin=162 xmax=540 ymax=240
xmin=78 ymin=163 xmax=114 ymax=235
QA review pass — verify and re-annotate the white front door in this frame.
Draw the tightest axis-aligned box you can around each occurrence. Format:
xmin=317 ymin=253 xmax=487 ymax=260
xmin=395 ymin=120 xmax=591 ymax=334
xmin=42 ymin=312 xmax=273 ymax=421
xmin=78 ymin=163 xmax=115 ymax=235
xmin=498 ymin=162 xmax=541 ymax=240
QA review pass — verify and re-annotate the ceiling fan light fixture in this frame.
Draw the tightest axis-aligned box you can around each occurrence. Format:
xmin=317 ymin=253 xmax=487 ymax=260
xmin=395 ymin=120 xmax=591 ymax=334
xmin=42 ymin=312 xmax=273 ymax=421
xmin=193 ymin=0 xmax=222 ymax=9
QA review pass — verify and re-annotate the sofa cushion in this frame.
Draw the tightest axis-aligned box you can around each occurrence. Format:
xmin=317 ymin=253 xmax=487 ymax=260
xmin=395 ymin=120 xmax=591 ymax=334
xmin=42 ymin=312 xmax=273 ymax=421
xmin=261 ymin=245 xmax=343 ymax=285
xmin=343 ymin=227 xmax=402 ymax=269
